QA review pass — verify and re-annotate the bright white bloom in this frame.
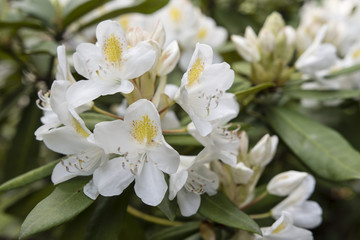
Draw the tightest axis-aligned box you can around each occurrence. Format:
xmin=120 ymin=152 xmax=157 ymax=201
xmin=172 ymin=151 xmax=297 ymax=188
xmin=296 ymin=26 xmax=338 ymax=77
xmin=91 ymin=99 xmax=180 ymax=206
xmin=169 ymin=154 xmax=219 ymax=216
xmin=231 ymin=26 xmax=260 ymax=62
xmin=56 ymin=45 xmax=75 ymax=83
xmin=67 ymin=20 xmax=157 ymax=108
xmin=269 ymin=171 xmax=323 ymax=229
xmin=187 ymin=122 xmax=241 ymax=166
xmin=174 ymin=43 xmax=239 ymax=136
xmin=156 ymin=40 xmax=180 ymax=76
xmin=254 ymin=212 xmax=313 ymax=240
xmin=249 ymin=134 xmax=278 ymax=167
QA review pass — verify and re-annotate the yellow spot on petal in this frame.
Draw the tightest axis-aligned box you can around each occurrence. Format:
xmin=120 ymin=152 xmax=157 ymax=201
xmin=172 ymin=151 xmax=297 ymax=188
xmin=187 ymin=58 xmax=204 ymax=87
xmin=71 ymin=117 xmax=90 ymax=138
xmin=353 ymin=49 xmax=360 ymax=59
xmin=118 ymin=17 xmax=129 ymax=31
xmin=103 ymin=33 xmax=123 ymax=65
xmin=197 ymin=28 xmax=208 ymax=40
xmin=131 ymin=114 xmax=158 ymax=145
xmin=170 ymin=7 xmax=181 ymax=22
xmin=273 ymin=222 xmax=286 ymax=234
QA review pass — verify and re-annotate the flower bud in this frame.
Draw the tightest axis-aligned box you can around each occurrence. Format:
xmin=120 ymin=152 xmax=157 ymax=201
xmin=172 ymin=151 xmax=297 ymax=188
xmin=249 ymin=134 xmax=278 ymax=167
xmin=156 ymin=40 xmax=180 ymax=76
xmin=126 ymin=26 xmax=149 ymax=47
xmin=263 ymin=12 xmax=285 ymax=35
xmin=267 ymin=171 xmax=308 ymax=196
xmin=231 ymin=34 xmax=260 ymax=62
xmin=258 ymin=28 xmax=275 ymax=54
xmin=231 ymin=162 xmax=253 ymax=184
xmin=151 ymin=20 xmax=166 ymax=49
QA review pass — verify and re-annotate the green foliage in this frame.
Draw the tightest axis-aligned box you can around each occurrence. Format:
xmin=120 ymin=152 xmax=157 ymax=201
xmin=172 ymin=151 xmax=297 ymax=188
xmin=266 ymin=107 xmax=360 ymax=180
xmin=149 ymin=222 xmax=201 ymax=240
xmin=198 ymin=193 xmax=261 ymax=235
xmin=19 ymin=177 xmax=94 ymax=239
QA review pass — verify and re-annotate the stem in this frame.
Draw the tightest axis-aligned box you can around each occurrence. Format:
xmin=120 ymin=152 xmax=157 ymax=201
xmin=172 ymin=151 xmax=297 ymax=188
xmin=152 ymin=75 xmax=167 ymax=107
xmin=249 ymin=212 xmax=272 ymax=219
xmin=162 ymin=127 xmax=188 ymax=134
xmin=240 ymin=191 xmax=268 ymax=210
xmin=92 ymin=105 xmax=123 ymax=120
xmin=158 ymin=100 xmax=175 ymax=115
xmin=127 ymin=206 xmax=183 ymax=226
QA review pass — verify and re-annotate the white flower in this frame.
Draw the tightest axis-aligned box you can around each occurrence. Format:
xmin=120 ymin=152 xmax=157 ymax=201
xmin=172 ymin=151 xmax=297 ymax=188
xmin=231 ymin=27 xmax=260 ymax=62
xmin=269 ymin=171 xmax=323 ymax=229
xmin=295 ymin=26 xmax=338 ymax=76
xmin=187 ymin=122 xmax=241 ymax=166
xmin=67 ymin=20 xmax=157 ymax=108
xmin=91 ymin=99 xmax=180 ymax=206
xmin=254 ymin=212 xmax=313 ymax=240
xmin=169 ymin=154 xmax=219 ymax=216
xmin=230 ymin=162 xmax=254 ymax=185
xmin=156 ymin=40 xmax=180 ymax=76
xmin=56 ymin=45 xmax=75 ymax=83
xmin=249 ymin=134 xmax=278 ymax=167
xmin=174 ymin=43 xmax=239 ymax=136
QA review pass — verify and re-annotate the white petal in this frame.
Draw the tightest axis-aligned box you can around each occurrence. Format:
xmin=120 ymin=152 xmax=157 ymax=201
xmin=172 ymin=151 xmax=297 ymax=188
xmin=177 ymin=188 xmax=201 ymax=216
xmin=231 ymin=162 xmax=254 ymax=184
xmin=267 ymin=171 xmax=308 ymax=196
xmin=291 ymin=201 xmax=323 ymax=229
xmin=148 ymin=141 xmax=180 ymax=174
xmin=134 ymin=162 xmax=167 ymax=206
xmin=83 ymin=180 xmax=99 ymax=200
xmin=93 ymin=157 xmax=135 ymax=197
xmin=120 ymin=41 xmax=156 ymax=79
xmin=42 ymin=126 xmax=93 ymax=155
xmin=73 ymin=43 xmax=103 ymax=79
xmin=169 ymin=169 xmax=188 ymax=200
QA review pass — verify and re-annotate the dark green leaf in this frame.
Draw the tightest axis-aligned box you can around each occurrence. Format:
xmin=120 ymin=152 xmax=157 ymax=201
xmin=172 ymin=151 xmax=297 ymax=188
xmin=26 ymin=40 xmax=58 ymax=55
xmin=284 ymin=89 xmax=360 ymax=100
xmin=198 ymin=193 xmax=261 ymax=234
xmin=3 ymin=90 xmax=42 ymax=181
xmin=19 ymin=177 xmax=94 ymax=239
xmin=235 ymin=82 xmax=275 ymax=105
xmin=266 ymin=107 xmax=360 ymax=180
xmin=149 ymin=222 xmax=200 ymax=240
xmin=0 ymin=159 xmax=60 ymax=192
xmin=232 ymin=61 xmax=251 ymax=76
xmin=84 ymin=188 xmax=131 ymax=240
xmin=16 ymin=0 xmax=56 ymax=27
xmin=61 ymin=0 xmax=111 ymax=30
xmin=325 ymin=63 xmax=360 ymax=79
xmin=164 ymin=134 xmax=202 ymax=146
xmin=78 ymin=0 xmax=169 ymax=31
xmin=0 ymin=20 xmax=45 ymax=30
xmin=157 ymin=191 xmax=178 ymax=221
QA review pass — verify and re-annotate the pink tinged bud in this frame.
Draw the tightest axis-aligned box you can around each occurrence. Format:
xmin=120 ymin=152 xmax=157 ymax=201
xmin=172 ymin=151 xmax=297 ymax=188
xmin=267 ymin=171 xmax=308 ymax=196
xmin=156 ymin=40 xmax=180 ymax=76
xmin=231 ymin=34 xmax=260 ymax=62
xmin=151 ymin=21 xmax=166 ymax=49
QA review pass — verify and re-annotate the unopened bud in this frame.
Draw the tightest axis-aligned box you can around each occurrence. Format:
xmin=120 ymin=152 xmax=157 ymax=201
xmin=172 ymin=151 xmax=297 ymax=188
xmin=231 ymin=162 xmax=253 ymax=184
xmin=249 ymin=134 xmax=278 ymax=167
xmin=231 ymin=34 xmax=260 ymax=62
xmin=263 ymin=12 xmax=285 ymax=34
xmin=126 ymin=26 xmax=149 ymax=47
xmin=156 ymin=40 xmax=180 ymax=76
xmin=151 ymin=20 xmax=166 ymax=49
xmin=258 ymin=28 xmax=275 ymax=54
xmin=267 ymin=171 xmax=308 ymax=196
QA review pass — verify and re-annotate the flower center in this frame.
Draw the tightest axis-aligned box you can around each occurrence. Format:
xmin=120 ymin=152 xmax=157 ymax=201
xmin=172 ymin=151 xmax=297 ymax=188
xmin=272 ymin=221 xmax=286 ymax=234
xmin=353 ymin=49 xmax=360 ymax=59
xmin=103 ymin=33 xmax=123 ymax=65
xmin=170 ymin=7 xmax=181 ymax=22
xmin=71 ymin=117 xmax=90 ymax=138
xmin=187 ymin=58 xmax=204 ymax=87
xmin=131 ymin=114 xmax=158 ymax=145
xmin=197 ymin=28 xmax=208 ymax=40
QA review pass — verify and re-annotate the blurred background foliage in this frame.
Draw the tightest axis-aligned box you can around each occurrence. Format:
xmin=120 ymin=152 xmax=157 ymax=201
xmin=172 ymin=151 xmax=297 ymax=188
xmin=1 ymin=0 xmax=360 ymax=239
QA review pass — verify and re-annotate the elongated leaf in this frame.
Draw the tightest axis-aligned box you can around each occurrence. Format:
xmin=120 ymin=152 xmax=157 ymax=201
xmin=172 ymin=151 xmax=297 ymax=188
xmin=84 ymin=188 xmax=131 ymax=240
xmin=0 ymin=20 xmax=45 ymax=30
xmin=157 ymin=191 xmax=178 ymax=221
xmin=235 ymin=82 xmax=275 ymax=105
xmin=62 ymin=0 xmax=111 ymax=30
xmin=198 ymin=193 xmax=261 ymax=234
xmin=16 ymin=0 xmax=55 ymax=27
xmin=149 ymin=222 xmax=201 ymax=240
xmin=164 ymin=134 xmax=202 ymax=146
xmin=19 ymin=177 xmax=94 ymax=239
xmin=285 ymin=89 xmax=360 ymax=100
xmin=80 ymin=112 xmax=115 ymax=131
xmin=325 ymin=63 xmax=360 ymax=79
xmin=0 ymin=159 xmax=60 ymax=192
xmin=232 ymin=61 xmax=251 ymax=76
xmin=266 ymin=107 xmax=360 ymax=180
xmin=78 ymin=0 xmax=169 ymax=31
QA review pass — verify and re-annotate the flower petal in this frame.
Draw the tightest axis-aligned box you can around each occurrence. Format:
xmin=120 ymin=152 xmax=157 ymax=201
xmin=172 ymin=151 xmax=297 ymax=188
xmin=176 ymin=188 xmax=201 ymax=216
xmin=134 ymin=162 xmax=167 ymax=206
xmin=148 ymin=141 xmax=180 ymax=174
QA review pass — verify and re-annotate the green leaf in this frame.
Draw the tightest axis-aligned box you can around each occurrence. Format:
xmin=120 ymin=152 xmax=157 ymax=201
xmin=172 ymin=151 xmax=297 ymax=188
xmin=198 ymin=193 xmax=261 ymax=234
xmin=284 ymin=89 xmax=360 ymax=100
xmin=84 ymin=188 xmax=131 ymax=240
xmin=0 ymin=20 xmax=45 ymax=30
xmin=26 ymin=40 xmax=58 ymax=55
xmin=235 ymin=82 xmax=275 ymax=105
xmin=3 ymin=91 xmax=42 ymax=181
xmin=266 ymin=107 xmax=360 ymax=180
xmin=78 ymin=0 xmax=169 ymax=31
xmin=19 ymin=177 xmax=94 ymax=239
xmin=164 ymin=134 xmax=202 ymax=146
xmin=16 ymin=0 xmax=56 ymax=27
xmin=61 ymin=0 xmax=111 ymax=30
xmin=149 ymin=222 xmax=200 ymax=240
xmin=0 ymin=159 xmax=60 ymax=192
xmin=80 ymin=112 xmax=115 ymax=131
xmin=232 ymin=61 xmax=251 ymax=76
xmin=325 ymin=63 xmax=360 ymax=79
xmin=157 ymin=191 xmax=178 ymax=221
